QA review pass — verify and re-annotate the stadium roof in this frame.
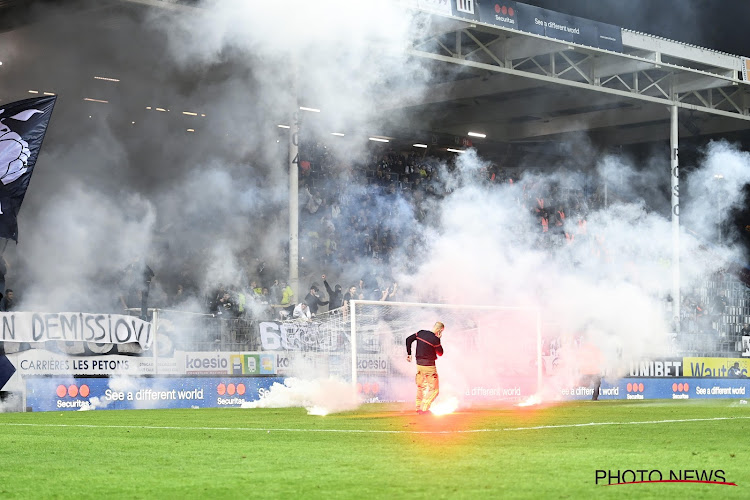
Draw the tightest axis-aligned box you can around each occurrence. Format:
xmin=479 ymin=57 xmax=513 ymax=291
xmin=1 ymin=0 xmax=748 ymax=158
xmin=386 ymin=5 xmax=750 ymax=152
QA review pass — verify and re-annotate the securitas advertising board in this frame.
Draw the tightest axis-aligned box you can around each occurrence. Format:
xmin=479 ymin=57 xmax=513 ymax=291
xmin=557 ymin=378 xmax=750 ymax=400
xmin=476 ymin=1 xmax=518 ymax=30
xmin=476 ymin=1 xmax=622 ymax=52
xmin=513 ymin=3 xmax=622 ymax=52
xmin=25 ymin=376 xmax=284 ymax=411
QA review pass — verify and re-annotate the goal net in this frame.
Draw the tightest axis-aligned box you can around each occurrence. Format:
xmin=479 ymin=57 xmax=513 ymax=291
xmin=310 ymin=300 xmax=542 ymax=404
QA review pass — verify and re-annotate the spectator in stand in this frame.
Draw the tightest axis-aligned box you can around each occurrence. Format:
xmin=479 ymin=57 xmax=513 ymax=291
xmin=119 ymin=259 xmax=155 ymax=319
xmin=711 ymin=289 xmax=728 ymax=315
xmin=280 ymin=281 xmax=294 ymax=307
xmin=691 ymin=294 xmax=710 ymax=332
xmin=235 ymin=287 xmax=247 ymax=318
xmin=371 ymin=242 xmax=382 ymax=262
xmin=0 ymin=256 xmax=7 ymax=297
xmin=269 ymin=279 xmax=282 ymax=305
xmin=231 ymin=287 xmax=244 ymax=317
xmin=680 ymin=295 xmax=696 ymax=333
xmin=366 ymin=278 xmax=389 ymax=301
xmin=0 ymin=289 xmax=14 ymax=311
xmin=254 ymin=258 xmax=267 ymax=284
xmin=212 ymin=290 xmax=234 ymax=316
xmin=539 ymin=207 xmax=550 ymax=236
xmin=362 ymin=236 xmax=373 ymax=257
xmin=207 ymin=284 xmax=225 ymax=313
xmin=323 ymin=230 xmax=337 ymax=265
xmin=553 ymin=208 xmax=566 ymax=244
xmin=304 ymin=186 xmax=323 ymax=215
xmin=380 ymin=236 xmax=394 ymax=263
xmin=292 ymin=302 xmax=312 ymax=321
xmin=727 ymin=362 xmax=743 ymax=378
xmin=322 ymin=274 xmax=344 ymax=310
xmin=167 ymin=284 xmax=185 ymax=308
xmin=304 ymin=285 xmax=328 ymax=317
xmin=379 ymin=281 xmax=398 ymax=301
xmin=344 ymin=285 xmax=358 ymax=305
xmin=249 ymin=280 xmax=263 ymax=300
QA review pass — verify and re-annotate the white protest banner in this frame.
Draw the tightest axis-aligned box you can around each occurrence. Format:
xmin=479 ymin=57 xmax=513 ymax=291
xmin=259 ymin=321 xmax=344 ymax=351
xmin=0 ymin=312 xmax=152 ymax=350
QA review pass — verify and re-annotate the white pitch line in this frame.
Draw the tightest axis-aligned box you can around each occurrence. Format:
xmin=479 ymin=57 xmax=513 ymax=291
xmin=1 ymin=415 xmax=749 ymax=435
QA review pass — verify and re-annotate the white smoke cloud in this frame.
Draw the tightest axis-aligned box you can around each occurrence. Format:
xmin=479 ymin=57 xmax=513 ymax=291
xmin=0 ymin=1 xmax=748 ymax=413
xmin=241 ymin=377 xmax=360 ymax=415
xmin=683 ymin=141 xmax=750 ymax=246
xmin=77 ymin=376 xmax=137 ymax=411
xmin=380 ymin=138 xmax=749 ymax=406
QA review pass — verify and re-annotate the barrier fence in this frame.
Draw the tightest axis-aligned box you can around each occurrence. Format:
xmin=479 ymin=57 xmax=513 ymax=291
xmin=2 ymin=306 xmax=749 ymax=412
xmin=150 ymin=308 xmax=748 ymax=359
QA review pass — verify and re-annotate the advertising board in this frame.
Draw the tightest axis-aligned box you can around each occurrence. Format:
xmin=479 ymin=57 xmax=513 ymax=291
xmin=25 ymin=376 xmax=285 ymax=411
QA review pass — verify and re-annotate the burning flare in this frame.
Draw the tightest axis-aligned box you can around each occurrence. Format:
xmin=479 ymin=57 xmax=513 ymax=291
xmin=517 ymin=394 xmax=542 ymax=407
xmin=429 ymin=396 xmax=459 ymax=415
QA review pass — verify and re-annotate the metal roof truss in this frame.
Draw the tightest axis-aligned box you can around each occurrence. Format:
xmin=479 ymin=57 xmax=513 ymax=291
xmin=403 ymin=17 xmax=750 ymax=144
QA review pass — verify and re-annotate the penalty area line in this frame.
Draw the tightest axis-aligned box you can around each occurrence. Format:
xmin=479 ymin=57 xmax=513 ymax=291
xmin=1 ymin=415 xmax=749 ymax=434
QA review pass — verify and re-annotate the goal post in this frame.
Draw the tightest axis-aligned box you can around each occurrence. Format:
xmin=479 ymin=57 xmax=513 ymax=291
xmin=341 ymin=300 xmax=543 ymax=403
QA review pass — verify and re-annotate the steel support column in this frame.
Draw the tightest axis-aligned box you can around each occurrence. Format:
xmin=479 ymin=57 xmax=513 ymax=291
xmin=670 ymin=104 xmax=680 ymax=329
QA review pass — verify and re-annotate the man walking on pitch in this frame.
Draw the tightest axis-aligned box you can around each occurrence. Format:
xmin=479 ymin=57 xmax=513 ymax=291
xmin=406 ymin=322 xmax=445 ymax=414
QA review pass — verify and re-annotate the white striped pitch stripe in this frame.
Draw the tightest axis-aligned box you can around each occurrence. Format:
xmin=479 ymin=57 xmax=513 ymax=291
xmin=1 ymin=415 xmax=749 ymax=435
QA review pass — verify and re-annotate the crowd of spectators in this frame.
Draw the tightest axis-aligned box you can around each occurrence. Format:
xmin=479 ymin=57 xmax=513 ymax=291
xmin=198 ymin=271 xmax=399 ymax=325
xmin=121 ymin=142 xmax=638 ymax=322
xmin=294 ymin=141 xmax=615 ymax=274
xmin=126 ymin=141 xmax=614 ymax=328
xmin=106 ymin=139 xmax=750 ymax=358
xmin=677 ymin=272 xmax=750 ymax=350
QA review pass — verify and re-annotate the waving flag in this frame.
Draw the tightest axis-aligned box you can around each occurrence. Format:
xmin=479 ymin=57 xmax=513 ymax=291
xmin=0 ymin=95 xmax=57 ymax=242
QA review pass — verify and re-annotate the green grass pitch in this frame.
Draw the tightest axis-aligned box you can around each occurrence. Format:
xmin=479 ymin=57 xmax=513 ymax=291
xmin=0 ymin=400 xmax=748 ymax=499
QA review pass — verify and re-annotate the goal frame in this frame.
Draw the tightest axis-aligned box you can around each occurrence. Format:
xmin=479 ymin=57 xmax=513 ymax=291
xmin=349 ymin=299 xmax=543 ymax=394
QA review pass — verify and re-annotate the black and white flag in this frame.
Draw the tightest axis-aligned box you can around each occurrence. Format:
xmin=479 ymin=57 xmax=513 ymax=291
xmin=0 ymin=95 xmax=57 ymax=242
